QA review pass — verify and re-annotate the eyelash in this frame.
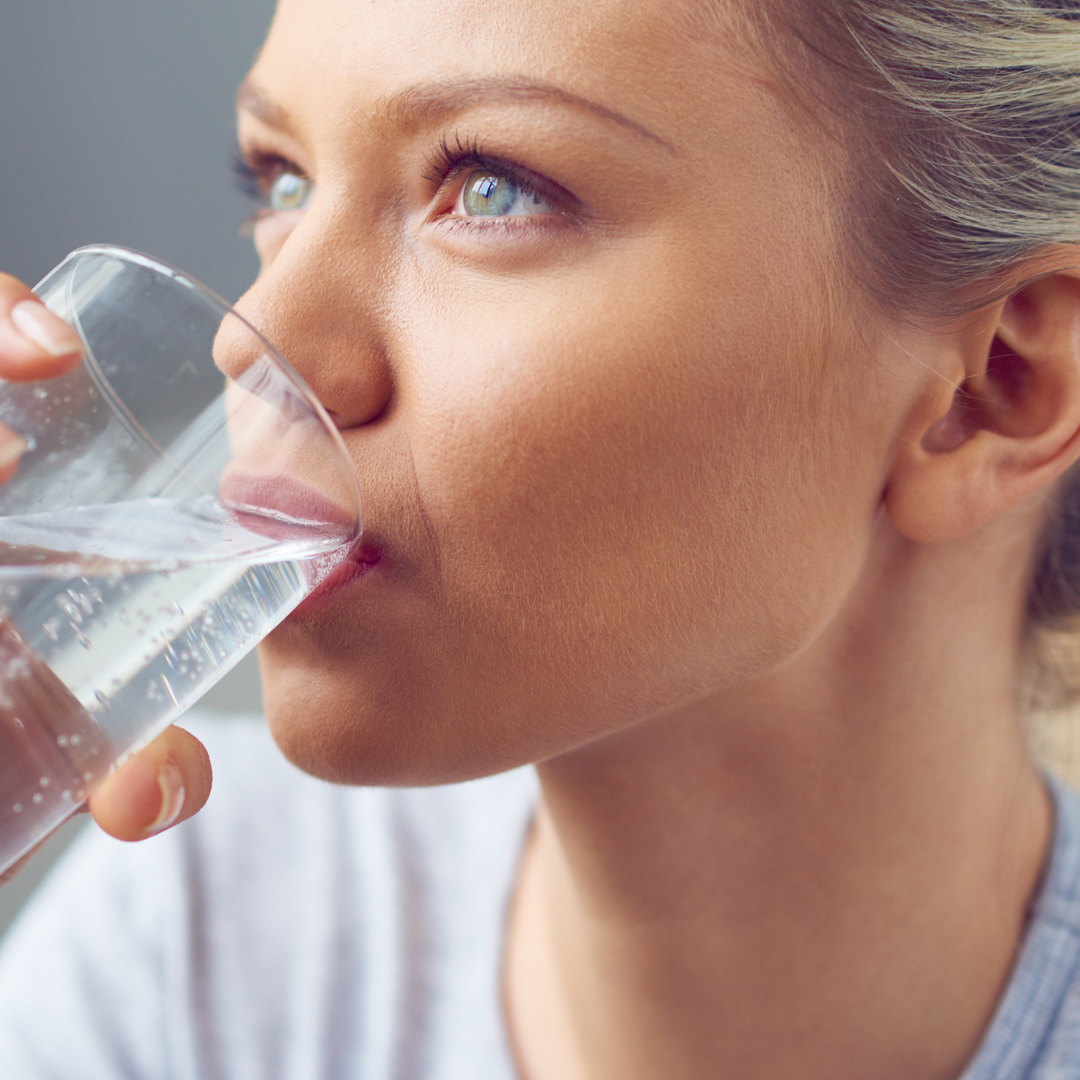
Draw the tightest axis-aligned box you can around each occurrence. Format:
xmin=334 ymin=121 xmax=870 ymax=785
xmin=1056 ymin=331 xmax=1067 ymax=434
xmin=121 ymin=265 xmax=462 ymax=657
xmin=422 ymin=133 xmax=567 ymax=214
xmin=231 ymin=136 xmax=576 ymax=221
xmin=232 ymin=150 xmax=292 ymax=201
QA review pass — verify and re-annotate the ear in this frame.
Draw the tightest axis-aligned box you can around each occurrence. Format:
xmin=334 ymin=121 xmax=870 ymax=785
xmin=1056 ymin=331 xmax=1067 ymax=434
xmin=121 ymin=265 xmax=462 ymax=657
xmin=886 ymin=270 xmax=1080 ymax=545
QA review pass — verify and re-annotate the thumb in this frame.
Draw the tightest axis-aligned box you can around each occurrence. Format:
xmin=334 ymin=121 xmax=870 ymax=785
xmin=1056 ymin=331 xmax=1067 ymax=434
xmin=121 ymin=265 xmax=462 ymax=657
xmin=88 ymin=726 xmax=212 ymax=841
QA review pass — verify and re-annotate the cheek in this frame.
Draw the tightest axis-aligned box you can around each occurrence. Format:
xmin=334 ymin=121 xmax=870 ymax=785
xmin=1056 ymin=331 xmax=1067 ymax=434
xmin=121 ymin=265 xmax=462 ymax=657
xmin=395 ymin=254 xmax=878 ymax=717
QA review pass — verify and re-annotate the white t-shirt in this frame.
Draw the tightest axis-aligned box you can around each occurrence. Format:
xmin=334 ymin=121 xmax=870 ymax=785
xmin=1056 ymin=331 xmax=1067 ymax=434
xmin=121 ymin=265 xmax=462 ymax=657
xmin=0 ymin=714 xmax=535 ymax=1080
xmin=3 ymin=712 xmax=1080 ymax=1079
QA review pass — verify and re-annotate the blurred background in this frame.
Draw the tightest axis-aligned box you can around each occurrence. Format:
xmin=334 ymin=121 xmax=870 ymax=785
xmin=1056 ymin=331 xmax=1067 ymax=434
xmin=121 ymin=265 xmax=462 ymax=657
xmin=0 ymin=0 xmax=276 ymax=939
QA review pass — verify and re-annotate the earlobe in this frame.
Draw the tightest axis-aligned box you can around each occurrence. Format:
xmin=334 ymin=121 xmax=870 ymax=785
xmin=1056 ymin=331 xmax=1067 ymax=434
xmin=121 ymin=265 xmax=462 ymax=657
xmin=885 ymin=267 xmax=1080 ymax=545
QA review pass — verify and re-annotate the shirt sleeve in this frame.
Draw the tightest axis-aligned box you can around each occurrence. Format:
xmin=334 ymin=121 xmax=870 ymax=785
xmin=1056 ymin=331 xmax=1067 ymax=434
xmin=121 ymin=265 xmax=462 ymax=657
xmin=0 ymin=819 xmax=177 ymax=1080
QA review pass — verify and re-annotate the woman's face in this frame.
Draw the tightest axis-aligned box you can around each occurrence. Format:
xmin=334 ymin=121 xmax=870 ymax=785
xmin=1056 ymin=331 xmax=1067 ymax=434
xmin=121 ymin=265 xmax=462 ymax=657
xmin=238 ymin=0 xmax=900 ymax=784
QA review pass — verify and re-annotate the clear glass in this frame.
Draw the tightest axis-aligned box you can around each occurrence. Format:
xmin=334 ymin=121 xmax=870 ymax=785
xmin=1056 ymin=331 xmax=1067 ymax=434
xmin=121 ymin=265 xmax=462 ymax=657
xmin=0 ymin=246 xmax=362 ymax=876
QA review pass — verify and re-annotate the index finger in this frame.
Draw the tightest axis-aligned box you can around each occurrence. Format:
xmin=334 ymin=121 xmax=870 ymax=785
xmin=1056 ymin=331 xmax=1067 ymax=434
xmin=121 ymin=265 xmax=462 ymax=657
xmin=0 ymin=273 xmax=84 ymax=382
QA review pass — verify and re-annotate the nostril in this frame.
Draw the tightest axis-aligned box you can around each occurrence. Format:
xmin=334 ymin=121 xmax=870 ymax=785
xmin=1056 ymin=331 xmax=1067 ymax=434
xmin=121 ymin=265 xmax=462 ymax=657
xmin=309 ymin=357 xmax=394 ymax=431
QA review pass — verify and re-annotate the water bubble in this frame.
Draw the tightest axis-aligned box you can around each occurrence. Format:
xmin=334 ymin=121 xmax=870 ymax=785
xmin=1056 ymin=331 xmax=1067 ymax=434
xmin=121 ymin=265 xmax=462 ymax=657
xmin=76 ymin=630 xmax=92 ymax=650
xmin=180 ymin=652 xmax=190 ymax=662
xmin=42 ymin=619 xmax=60 ymax=641
xmin=12 ymin=804 xmax=22 ymax=814
xmin=70 ymin=734 xmax=81 ymax=747
xmin=83 ymin=772 xmax=93 ymax=782
xmin=94 ymin=690 xmax=110 ymax=712
xmin=39 ymin=777 xmax=49 ymax=788
xmin=56 ymin=735 xmax=68 ymax=747
xmin=69 ymin=588 xmax=94 ymax=615
xmin=62 ymin=790 xmax=71 ymax=800
xmin=32 ymin=793 xmax=43 ymax=805
xmin=23 ymin=435 xmax=36 ymax=452
xmin=32 ymin=387 xmax=47 ymax=400
xmin=12 ymin=717 xmax=23 ymax=730
xmin=75 ymin=789 xmax=85 ymax=800
xmin=91 ymin=747 xmax=99 ymax=756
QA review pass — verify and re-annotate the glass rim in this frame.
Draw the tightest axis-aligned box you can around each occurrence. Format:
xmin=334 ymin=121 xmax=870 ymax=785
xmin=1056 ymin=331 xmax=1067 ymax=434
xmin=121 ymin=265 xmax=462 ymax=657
xmin=48 ymin=243 xmax=362 ymax=529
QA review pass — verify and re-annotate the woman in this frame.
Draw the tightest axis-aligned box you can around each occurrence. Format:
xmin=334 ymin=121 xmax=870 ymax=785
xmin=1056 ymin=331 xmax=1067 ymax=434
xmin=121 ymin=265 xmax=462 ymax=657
xmin=1 ymin=0 xmax=1079 ymax=1076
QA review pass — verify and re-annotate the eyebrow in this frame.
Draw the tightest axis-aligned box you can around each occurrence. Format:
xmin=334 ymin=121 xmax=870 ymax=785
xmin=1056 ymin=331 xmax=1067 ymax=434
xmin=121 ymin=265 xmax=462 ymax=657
xmin=236 ymin=81 xmax=292 ymax=133
xmin=237 ymin=76 xmax=676 ymax=153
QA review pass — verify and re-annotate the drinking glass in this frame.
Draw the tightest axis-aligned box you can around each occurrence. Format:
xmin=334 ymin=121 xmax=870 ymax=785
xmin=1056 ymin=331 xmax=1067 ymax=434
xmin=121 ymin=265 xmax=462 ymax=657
xmin=0 ymin=246 xmax=362 ymax=876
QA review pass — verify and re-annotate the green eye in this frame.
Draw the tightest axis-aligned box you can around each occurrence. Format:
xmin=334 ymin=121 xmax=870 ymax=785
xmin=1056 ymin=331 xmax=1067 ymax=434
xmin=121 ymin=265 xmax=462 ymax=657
xmin=459 ymin=170 xmax=552 ymax=217
xmin=269 ymin=171 xmax=313 ymax=212
xmin=462 ymin=172 xmax=518 ymax=216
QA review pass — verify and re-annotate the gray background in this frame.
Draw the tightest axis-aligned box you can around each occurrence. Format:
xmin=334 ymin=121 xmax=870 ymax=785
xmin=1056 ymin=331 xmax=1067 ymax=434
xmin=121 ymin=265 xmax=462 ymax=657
xmin=0 ymin=1 xmax=277 ymax=939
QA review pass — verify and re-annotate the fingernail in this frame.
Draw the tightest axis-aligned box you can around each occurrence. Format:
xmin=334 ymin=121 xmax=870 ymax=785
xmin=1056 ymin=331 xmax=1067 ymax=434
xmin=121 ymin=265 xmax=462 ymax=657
xmin=146 ymin=759 xmax=186 ymax=836
xmin=10 ymin=300 xmax=82 ymax=358
xmin=0 ymin=436 xmax=28 ymax=471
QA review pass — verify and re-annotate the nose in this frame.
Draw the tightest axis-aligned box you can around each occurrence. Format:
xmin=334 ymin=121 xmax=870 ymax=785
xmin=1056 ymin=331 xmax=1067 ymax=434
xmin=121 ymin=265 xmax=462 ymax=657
xmin=230 ymin=224 xmax=395 ymax=430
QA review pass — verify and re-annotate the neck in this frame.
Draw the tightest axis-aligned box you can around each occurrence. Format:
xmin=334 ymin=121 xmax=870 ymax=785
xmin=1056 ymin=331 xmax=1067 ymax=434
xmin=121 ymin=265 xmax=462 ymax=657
xmin=505 ymin=520 xmax=1054 ymax=1080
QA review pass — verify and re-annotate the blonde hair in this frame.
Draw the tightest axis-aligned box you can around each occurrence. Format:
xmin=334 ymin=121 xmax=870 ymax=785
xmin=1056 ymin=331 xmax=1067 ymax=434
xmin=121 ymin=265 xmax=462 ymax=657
xmin=747 ymin=1 xmax=1080 ymax=308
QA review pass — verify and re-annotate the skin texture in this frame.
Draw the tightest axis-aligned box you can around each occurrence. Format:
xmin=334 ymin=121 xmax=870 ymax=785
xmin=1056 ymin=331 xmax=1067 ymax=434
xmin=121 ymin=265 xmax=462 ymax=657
xmin=241 ymin=2 xmax=878 ymax=785
xmin=8 ymin=0 xmax=1080 ymax=1076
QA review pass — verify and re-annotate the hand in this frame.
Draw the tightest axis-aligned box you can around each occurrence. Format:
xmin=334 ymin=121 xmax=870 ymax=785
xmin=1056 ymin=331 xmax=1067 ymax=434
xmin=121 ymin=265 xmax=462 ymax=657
xmin=0 ymin=274 xmax=213 ymax=885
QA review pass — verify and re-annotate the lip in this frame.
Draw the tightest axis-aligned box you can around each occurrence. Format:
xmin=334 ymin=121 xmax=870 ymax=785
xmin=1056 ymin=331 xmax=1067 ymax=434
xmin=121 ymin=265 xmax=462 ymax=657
xmin=218 ymin=469 xmax=372 ymax=614
xmin=219 ymin=471 xmax=360 ymax=531
xmin=292 ymin=542 xmax=382 ymax=615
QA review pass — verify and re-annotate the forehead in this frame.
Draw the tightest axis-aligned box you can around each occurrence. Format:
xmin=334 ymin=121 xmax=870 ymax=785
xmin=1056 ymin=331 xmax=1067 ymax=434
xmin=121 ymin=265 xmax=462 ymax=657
xmin=252 ymin=0 xmax=764 ymax=148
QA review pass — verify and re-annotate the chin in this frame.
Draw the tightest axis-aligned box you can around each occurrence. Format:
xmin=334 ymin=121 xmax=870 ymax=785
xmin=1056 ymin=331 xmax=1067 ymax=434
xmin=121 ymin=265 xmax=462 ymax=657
xmin=257 ymin=644 xmax=541 ymax=789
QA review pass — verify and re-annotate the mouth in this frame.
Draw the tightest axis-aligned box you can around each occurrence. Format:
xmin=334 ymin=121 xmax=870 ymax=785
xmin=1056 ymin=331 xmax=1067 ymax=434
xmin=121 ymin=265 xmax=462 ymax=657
xmin=217 ymin=469 xmax=372 ymax=614
xmin=291 ymin=542 xmax=382 ymax=615
xmin=218 ymin=472 xmax=359 ymax=535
